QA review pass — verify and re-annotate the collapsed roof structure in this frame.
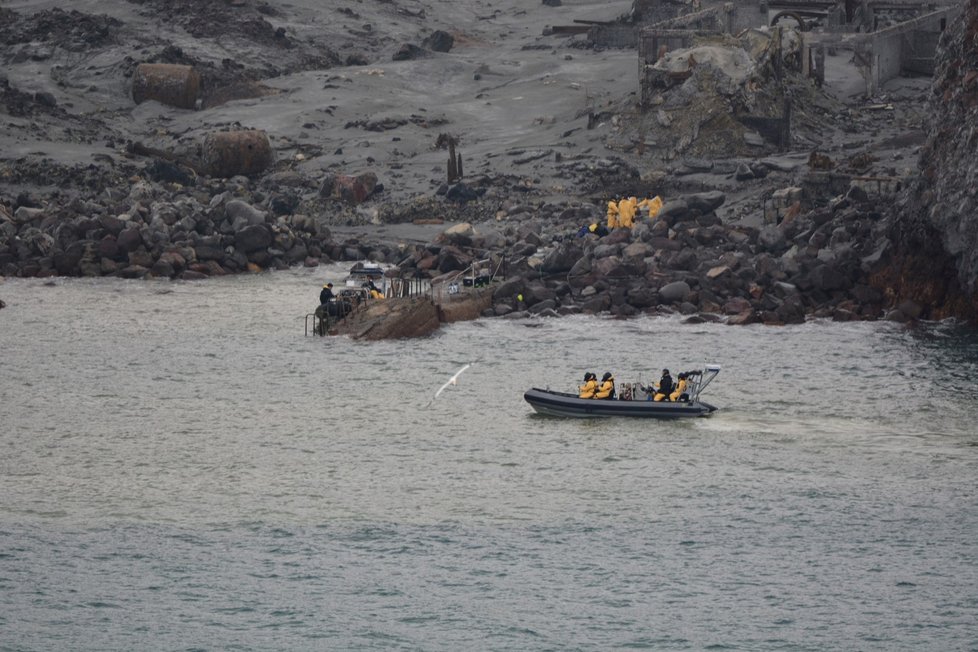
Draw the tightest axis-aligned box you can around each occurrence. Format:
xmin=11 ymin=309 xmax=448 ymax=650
xmin=569 ymin=0 xmax=962 ymax=160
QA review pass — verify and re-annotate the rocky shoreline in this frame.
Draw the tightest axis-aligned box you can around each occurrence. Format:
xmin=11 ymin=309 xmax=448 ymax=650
xmin=2 ymin=0 xmax=977 ymax=328
xmin=0 ymin=166 xmax=923 ymax=327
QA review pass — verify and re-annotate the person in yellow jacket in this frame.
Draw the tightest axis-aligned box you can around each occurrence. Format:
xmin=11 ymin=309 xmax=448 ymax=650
xmin=618 ymin=196 xmax=637 ymax=228
xmin=578 ymin=372 xmax=597 ymax=399
xmin=606 ymin=200 xmax=620 ymax=229
xmin=669 ymin=372 xmax=688 ymax=402
xmin=639 ymin=195 xmax=664 ymax=220
xmin=365 ymin=280 xmax=385 ymax=299
xmin=594 ymin=372 xmax=616 ymax=400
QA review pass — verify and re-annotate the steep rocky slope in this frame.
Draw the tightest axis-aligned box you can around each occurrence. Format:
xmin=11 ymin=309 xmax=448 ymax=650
xmin=880 ymin=0 xmax=978 ymax=320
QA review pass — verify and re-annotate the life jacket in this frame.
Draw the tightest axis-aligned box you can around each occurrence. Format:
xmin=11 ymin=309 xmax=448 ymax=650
xmin=595 ymin=378 xmax=615 ymax=400
xmin=579 ymin=379 xmax=597 ymax=399
xmin=669 ymin=378 xmax=687 ymax=402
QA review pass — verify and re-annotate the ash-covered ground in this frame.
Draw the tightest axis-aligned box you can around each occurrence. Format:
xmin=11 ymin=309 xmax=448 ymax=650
xmin=0 ymin=0 xmax=928 ymax=219
xmin=1 ymin=0 xmax=952 ymax=324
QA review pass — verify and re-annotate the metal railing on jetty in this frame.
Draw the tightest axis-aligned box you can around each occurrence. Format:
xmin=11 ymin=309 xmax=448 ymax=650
xmin=304 ymin=272 xmax=434 ymax=337
xmin=430 ymin=255 xmax=506 ymax=304
xmin=305 ymin=256 xmax=506 ymax=336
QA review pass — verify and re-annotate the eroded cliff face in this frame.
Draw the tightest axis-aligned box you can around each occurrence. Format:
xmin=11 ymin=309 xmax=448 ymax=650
xmin=882 ymin=0 xmax=978 ymax=321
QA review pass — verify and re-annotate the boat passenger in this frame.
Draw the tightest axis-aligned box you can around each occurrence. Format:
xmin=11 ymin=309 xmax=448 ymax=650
xmin=319 ymin=282 xmax=334 ymax=305
xmin=653 ymin=369 xmax=674 ymax=402
xmin=669 ymin=372 xmax=688 ymax=402
xmin=365 ymin=280 xmax=385 ymax=300
xmin=594 ymin=372 xmax=616 ymax=400
xmin=578 ymin=372 xmax=597 ymax=399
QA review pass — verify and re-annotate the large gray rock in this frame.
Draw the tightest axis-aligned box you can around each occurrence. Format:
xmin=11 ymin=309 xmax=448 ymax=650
xmin=540 ymin=242 xmax=583 ymax=274
xmin=423 ymin=30 xmax=454 ymax=53
xmin=684 ymin=191 xmax=725 ymax=213
xmin=226 ymin=200 xmax=267 ymax=227
xmin=757 ymin=224 xmax=787 ymax=253
xmin=659 ymin=280 xmax=690 ymax=303
xmin=234 ymin=224 xmax=272 ymax=253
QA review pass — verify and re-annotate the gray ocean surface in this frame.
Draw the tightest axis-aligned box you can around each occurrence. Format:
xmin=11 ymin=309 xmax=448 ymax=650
xmin=1 ymin=267 xmax=977 ymax=651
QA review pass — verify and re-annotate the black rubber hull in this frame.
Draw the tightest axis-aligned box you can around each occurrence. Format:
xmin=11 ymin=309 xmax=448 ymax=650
xmin=524 ymin=388 xmax=717 ymax=419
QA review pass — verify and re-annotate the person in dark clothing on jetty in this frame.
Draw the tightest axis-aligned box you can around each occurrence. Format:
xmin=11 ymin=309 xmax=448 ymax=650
xmin=319 ymin=282 xmax=334 ymax=305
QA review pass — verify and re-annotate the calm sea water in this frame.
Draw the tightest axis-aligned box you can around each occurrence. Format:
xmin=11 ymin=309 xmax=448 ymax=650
xmin=1 ymin=268 xmax=977 ymax=651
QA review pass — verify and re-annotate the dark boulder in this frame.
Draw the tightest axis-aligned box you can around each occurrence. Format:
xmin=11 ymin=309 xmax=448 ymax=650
xmin=423 ymin=30 xmax=454 ymax=53
xmin=145 ymin=158 xmax=195 ymax=186
xmin=684 ymin=190 xmax=726 ymax=214
xmin=541 ymin=242 xmax=584 ymax=274
xmin=393 ymin=44 xmax=426 ymax=61
xmin=445 ymin=183 xmax=483 ymax=204
xmin=234 ymin=224 xmax=273 ymax=253
xmin=658 ymin=280 xmax=690 ymax=304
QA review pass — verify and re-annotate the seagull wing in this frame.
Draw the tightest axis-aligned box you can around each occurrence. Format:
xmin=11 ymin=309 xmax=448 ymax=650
xmin=426 ymin=363 xmax=473 ymax=407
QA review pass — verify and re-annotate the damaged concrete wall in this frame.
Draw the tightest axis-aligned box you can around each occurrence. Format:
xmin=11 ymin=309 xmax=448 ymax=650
xmin=801 ymin=4 xmax=960 ymax=96
xmin=633 ymin=0 xmax=685 ymax=25
xmin=589 ymin=24 xmax=639 ymax=49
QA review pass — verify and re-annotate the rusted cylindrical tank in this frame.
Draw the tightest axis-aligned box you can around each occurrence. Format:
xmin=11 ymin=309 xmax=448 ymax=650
xmin=200 ymin=130 xmax=274 ymax=178
xmin=131 ymin=63 xmax=201 ymax=110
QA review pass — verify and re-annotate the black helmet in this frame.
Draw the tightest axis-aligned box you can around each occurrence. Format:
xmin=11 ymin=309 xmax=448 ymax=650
xmin=662 ymin=369 xmax=670 ymax=375
xmin=583 ymin=372 xmax=590 ymax=381
xmin=602 ymin=372 xmax=613 ymax=381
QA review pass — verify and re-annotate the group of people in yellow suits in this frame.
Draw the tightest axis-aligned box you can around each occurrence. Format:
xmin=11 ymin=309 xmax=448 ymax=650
xmin=578 ymin=368 xmax=691 ymax=401
xmin=578 ymin=372 xmax=615 ymax=400
xmin=606 ymin=195 xmax=663 ymax=230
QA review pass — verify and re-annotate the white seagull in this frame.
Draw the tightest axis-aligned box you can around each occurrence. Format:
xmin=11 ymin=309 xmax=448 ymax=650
xmin=426 ymin=363 xmax=472 ymax=407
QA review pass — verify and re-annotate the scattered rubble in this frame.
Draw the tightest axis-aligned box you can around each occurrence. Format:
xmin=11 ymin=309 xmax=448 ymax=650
xmin=1 ymin=0 xmax=975 ymax=329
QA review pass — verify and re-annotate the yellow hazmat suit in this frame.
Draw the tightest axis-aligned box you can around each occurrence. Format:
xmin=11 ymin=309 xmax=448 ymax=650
xmin=618 ymin=197 xmax=637 ymax=228
xmin=669 ymin=377 xmax=687 ymax=402
xmin=606 ymin=200 xmax=620 ymax=229
xmin=595 ymin=374 xmax=615 ymax=400
xmin=579 ymin=378 xmax=597 ymax=399
xmin=639 ymin=195 xmax=664 ymax=220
